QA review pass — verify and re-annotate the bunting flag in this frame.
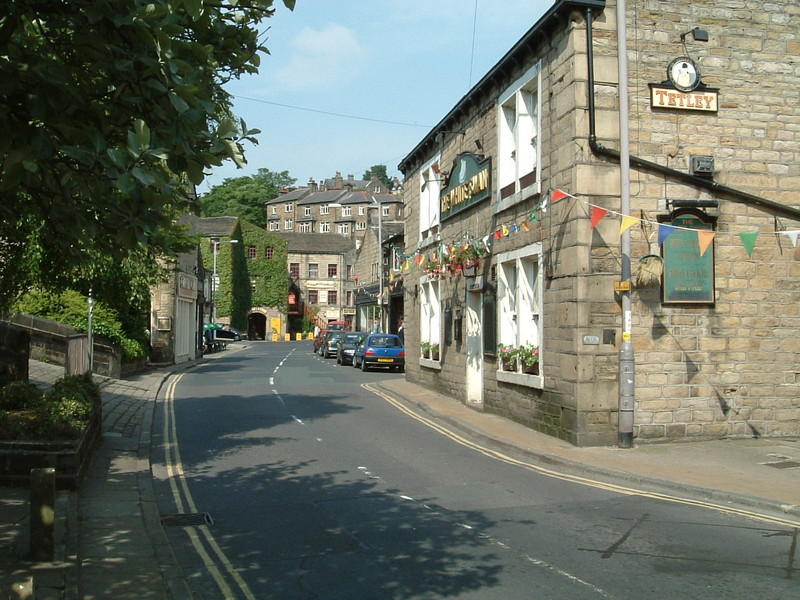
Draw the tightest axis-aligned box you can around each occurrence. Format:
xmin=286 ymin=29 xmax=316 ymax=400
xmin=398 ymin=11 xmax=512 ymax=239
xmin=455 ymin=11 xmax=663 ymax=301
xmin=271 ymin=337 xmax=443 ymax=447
xmin=657 ymin=224 xmax=677 ymax=246
xmin=522 ymin=220 xmax=531 ymax=232
xmin=502 ymin=224 xmax=510 ymax=237
xmin=551 ymin=189 xmax=574 ymax=203
xmin=495 ymin=229 xmax=502 ymax=240
xmin=783 ymin=231 xmax=800 ymax=247
xmin=739 ymin=232 xmax=759 ymax=257
xmin=619 ymin=215 xmax=638 ymax=236
xmin=590 ymin=206 xmax=607 ymax=229
xmin=698 ymin=231 xmax=715 ymax=256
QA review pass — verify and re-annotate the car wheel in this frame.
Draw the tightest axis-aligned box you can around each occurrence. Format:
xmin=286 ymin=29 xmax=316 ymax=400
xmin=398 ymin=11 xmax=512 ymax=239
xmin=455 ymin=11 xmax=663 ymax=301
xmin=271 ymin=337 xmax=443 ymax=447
xmin=361 ymin=359 xmax=368 ymax=372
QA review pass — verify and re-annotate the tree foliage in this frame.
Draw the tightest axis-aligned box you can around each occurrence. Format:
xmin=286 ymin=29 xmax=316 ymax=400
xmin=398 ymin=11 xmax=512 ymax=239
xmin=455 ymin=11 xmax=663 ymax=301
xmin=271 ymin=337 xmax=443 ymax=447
xmin=0 ymin=0 xmax=295 ymax=310
xmin=363 ymin=164 xmax=393 ymax=189
xmin=200 ymin=168 xmax=296 ymax=228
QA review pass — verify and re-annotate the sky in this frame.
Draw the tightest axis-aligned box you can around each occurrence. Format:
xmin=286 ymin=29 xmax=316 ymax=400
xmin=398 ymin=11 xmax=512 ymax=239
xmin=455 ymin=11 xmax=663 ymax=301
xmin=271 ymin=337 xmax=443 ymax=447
xmin=200 ymin=0 xmax=556 ymax=193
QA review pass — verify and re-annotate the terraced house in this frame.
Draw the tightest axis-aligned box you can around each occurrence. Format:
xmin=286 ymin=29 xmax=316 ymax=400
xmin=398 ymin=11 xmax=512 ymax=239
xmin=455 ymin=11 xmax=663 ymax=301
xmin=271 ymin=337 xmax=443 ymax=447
xmin=399 ymin=0 xmax=800 ymax=446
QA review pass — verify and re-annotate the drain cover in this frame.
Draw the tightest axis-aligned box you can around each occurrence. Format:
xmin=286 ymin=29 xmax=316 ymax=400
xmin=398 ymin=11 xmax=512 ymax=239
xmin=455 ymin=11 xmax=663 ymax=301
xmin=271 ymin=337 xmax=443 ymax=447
xmin=160 ymin=512 xmax=214 ymax=527
xmin=764 ymin=460 xmax=800 ymax=470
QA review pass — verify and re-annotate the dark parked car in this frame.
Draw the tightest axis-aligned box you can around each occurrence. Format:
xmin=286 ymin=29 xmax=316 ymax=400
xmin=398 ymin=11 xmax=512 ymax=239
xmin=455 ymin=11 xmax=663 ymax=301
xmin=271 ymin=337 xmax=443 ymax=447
xmin=353 ymin=333 xmax=405 ymax=372
xmin=321 ymin=330 xmax=345 ymax=358
xmin=216 ymin=326 xmax=243 ymax=341
xmin=336 ymin=332 xmax=365 ymax=366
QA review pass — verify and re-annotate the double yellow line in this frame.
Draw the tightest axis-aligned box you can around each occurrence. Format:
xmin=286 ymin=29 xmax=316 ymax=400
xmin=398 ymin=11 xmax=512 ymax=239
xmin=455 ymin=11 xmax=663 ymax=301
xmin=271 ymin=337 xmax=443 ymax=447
xmin=364 ymin=383 xmax=800 ymax=529
xmin=163 ymin=373 xmax=256 ymax=600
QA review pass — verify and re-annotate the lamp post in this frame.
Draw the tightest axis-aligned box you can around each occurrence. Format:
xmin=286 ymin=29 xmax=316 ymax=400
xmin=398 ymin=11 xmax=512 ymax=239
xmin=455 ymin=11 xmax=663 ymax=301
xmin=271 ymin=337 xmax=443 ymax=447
xmin=211 ymin=238 xmax=238 ymax=324
xmin=371 ymin=195 xmax=385 ymax=333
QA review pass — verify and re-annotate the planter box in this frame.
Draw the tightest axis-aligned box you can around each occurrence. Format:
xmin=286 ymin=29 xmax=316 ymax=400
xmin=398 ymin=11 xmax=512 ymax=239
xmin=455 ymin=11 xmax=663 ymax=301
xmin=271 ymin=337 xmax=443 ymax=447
xmin=0 ymin=408 xmax=101 ymax=489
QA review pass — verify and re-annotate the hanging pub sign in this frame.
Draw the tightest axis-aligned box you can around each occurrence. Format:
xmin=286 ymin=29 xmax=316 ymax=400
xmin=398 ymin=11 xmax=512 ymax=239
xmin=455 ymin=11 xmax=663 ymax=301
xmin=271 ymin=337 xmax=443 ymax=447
xmin=440 ymin=153 xmax=491 ymax=222
xmin=658 ymin=208 xmax=717 ymax=304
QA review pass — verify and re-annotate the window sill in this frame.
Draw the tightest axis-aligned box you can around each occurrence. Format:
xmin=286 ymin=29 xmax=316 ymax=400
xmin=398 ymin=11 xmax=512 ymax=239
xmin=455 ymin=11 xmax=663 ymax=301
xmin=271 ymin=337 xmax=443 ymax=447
xmin=419 ymin=357 xmax=441 ymax=370
xmin=497 ymin=369 xmax=543 ymax=389
xmin=493 ymin=181 xmax=541 ymax=215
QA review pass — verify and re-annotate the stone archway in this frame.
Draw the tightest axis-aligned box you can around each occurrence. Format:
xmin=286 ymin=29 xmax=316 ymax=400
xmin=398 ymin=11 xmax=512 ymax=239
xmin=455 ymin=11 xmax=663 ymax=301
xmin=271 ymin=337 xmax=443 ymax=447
xmin=247 ymin=312 xmax=267 ymax=340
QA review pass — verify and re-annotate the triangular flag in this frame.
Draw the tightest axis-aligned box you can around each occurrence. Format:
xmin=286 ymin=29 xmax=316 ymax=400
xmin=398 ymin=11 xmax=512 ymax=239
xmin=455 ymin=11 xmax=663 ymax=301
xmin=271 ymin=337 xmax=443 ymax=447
xmin=521 ymin=220 xmax=531 ymax=232
xmin=590 ymin=206 xmax=607 ymax=229
xmin=494 ymin=229 xmax=502 ymax=240
xmin=657 ymin=224 xmax=677 ymax=246
xmin=551 ymin=189 xmax=573 ymax=203
xmin=619 ymin=215 xmax=638 ymax=236
xmin=509 ymin=224 xmax=517 ymax=234
xmin=502 ymin=225 xmax=510 ymax=237
xmin=697 ymin=231 xmax=715 ymax=256
xmin=782 ymin=230 xmax=800 ymax=247
xmin=738 ymin=232 xmax=759 ymax=257
xmin=415 ymin=254 xmax=422 ymax=266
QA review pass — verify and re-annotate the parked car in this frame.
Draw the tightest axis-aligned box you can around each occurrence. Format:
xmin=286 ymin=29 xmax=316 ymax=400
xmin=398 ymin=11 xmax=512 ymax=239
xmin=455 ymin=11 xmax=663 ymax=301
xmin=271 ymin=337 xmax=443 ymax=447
xmin=352 ymin=333 xmax=405 ymax=372
xmin=216 ymin=326 xmax=243 ymax=341
xmin=336 ymin=332 xmax=365 ymax=366
xmin=321 ymin=330 xmax=345 ymax=358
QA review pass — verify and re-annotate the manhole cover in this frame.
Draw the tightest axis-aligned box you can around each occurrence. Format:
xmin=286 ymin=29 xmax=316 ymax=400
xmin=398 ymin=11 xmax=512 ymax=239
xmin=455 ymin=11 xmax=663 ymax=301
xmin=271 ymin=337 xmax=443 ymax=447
xmin=763 ymin=460 xmax=800 ymax=470
xmin=160 ymin=512 xmax=214 ymax=527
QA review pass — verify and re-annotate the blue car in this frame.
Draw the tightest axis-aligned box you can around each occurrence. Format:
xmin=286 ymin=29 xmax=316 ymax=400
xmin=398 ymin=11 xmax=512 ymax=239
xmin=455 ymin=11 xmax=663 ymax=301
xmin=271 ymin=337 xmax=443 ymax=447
xmin=353 ymin=333 xmax=405 ymax=372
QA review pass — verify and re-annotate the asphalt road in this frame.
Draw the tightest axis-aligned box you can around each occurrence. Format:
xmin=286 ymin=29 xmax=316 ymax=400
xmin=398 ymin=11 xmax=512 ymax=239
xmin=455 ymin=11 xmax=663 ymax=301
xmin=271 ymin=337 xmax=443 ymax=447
xmin=151 ymin=341 xmax=798 ymax=599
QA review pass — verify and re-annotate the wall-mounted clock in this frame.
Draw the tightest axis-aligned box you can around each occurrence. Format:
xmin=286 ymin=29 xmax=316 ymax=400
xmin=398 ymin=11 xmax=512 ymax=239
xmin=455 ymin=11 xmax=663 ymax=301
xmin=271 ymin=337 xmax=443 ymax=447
xmin=667 ymin=57 xmax=701 ymax=92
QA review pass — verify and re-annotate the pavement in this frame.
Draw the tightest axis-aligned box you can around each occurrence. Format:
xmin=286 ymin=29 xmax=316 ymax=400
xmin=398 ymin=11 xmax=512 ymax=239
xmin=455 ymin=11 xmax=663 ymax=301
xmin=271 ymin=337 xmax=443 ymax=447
xmin=2 ymin=351 xmax=799 ymax=599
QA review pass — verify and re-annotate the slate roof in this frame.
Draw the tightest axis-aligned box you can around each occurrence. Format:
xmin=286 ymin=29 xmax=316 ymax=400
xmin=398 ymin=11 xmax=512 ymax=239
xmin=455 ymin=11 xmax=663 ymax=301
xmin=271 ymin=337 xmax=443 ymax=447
xmin=196 ymin=216 xmax=238 ymax=237
xmin=273 ymin=232 xmax=356 ymax=254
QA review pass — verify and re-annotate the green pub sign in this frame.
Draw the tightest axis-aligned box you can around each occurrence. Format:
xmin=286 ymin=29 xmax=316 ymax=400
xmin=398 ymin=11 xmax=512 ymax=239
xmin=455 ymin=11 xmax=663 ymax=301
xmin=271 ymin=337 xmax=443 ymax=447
xmin=440 ymin=153 xmax=491 ymax=221
xmin=659 ymin=209 xmax=716 ymax=304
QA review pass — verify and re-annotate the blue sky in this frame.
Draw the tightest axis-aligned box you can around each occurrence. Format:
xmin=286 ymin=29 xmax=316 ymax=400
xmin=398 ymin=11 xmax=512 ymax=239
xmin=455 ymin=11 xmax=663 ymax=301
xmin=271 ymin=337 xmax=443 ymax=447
xmin=201 ymin=0 xmax=555 ymax=193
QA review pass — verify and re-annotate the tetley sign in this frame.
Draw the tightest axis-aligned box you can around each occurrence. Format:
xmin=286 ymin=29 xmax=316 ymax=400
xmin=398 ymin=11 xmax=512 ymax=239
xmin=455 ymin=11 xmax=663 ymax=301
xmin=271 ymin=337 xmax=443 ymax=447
xmin=440 ymin=153 xmax=491 ymax=221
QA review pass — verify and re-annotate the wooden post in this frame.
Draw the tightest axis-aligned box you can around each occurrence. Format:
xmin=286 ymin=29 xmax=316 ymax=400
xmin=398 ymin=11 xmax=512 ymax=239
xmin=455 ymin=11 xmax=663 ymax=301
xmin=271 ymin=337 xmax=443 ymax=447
xmin=29 ymin=468 xmax=55 ymax=561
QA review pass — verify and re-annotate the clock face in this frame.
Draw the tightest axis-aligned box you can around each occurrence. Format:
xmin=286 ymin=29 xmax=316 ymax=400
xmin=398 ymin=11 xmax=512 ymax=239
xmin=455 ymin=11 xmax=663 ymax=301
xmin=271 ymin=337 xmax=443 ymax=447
xmin=668 ymin=57 xmax=701 ymax=92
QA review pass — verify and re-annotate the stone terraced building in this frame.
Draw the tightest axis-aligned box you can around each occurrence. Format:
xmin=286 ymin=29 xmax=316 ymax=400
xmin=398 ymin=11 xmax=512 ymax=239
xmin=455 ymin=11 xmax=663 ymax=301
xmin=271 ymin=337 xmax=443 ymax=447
xmin=398 ymin=0 xmax=800 ymax=446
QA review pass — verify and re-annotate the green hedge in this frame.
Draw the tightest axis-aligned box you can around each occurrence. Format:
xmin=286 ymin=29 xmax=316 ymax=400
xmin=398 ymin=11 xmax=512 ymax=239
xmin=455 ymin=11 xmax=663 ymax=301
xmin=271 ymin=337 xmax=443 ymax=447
xmin=13 ymin=289 xmax=148 ymax=362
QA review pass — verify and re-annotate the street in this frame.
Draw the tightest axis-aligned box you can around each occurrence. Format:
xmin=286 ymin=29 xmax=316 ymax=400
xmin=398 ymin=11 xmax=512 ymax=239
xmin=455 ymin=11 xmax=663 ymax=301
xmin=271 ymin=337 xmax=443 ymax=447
xmin=150 ymin=342 xmax=797 ymax=599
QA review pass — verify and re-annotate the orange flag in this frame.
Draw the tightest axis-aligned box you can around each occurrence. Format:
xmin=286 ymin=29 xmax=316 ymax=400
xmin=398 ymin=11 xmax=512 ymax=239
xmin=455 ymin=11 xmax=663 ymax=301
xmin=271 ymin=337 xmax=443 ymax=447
xmin=697 ymin=231 xmax=715 ymax=256
xmin=590 ymin=206 xmax=608 ymax=229
xmin=551 ymin=189 xmax=573 ymax=203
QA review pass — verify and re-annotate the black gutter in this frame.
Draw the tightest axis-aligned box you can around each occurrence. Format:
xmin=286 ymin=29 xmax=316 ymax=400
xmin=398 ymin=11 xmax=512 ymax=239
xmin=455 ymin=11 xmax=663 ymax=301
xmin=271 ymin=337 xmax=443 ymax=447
xmin=584 ymin=7 xmax=800 ymax=221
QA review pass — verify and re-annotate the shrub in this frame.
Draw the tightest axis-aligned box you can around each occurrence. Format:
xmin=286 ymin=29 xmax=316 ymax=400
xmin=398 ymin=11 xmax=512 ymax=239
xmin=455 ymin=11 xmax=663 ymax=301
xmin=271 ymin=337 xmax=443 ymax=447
xmin=13 ymin=289 xmax=148 ymax=362
xmin=0 ymin=374 xmax=100 ymax=440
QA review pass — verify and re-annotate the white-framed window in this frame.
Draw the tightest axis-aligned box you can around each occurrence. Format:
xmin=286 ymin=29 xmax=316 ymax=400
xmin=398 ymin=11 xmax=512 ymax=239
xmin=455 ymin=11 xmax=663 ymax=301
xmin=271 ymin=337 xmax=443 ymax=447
xmin=497 ymin=61 xmax=542 ymax=205
xmin=308 ymin=263 xmax=319 ymax=278
xmin=342 ymin=206 xmax=352 ymax=217
xmin=356 ymin=221 xmax=366 ymax=231
xmin=284 ymin=202 xmax=293 ymax=213
xmin=420 ymin=276 xmax=441 ymax=360
xmin=284 ymin=218 xmax=293 ymax=230
xmin=269 ymin=221 xmax=279 ymax=231
xmin=299 ymin=222 xmax=311 ymax=233
xmin=496 ymin=243 xmax=543 ymax=385
xmin=338 ymin=223 xmax=350 ymax=235
xmin=304 ymin=206 xmax=311 ymax=217
xmin=359 ymin=206 xmax=366 ymax=216
xmin=382 ymin=205 xmax=389 ymax=217
xmin=419 ymin=154 xmax=441 ymax=242
xmin=321 ymin=204 xmax=331 ymax=215
xmin=271 ymin=205 xmax=277 ymax=215
xmin=321 ymin=222 xmax=331 ymax=233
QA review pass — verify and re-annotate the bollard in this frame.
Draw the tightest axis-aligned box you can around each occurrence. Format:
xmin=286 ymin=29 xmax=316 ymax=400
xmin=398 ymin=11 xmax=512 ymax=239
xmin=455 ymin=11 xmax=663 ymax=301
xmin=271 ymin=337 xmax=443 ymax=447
xmin=30 ymin=468 xmax=55 ymax=561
